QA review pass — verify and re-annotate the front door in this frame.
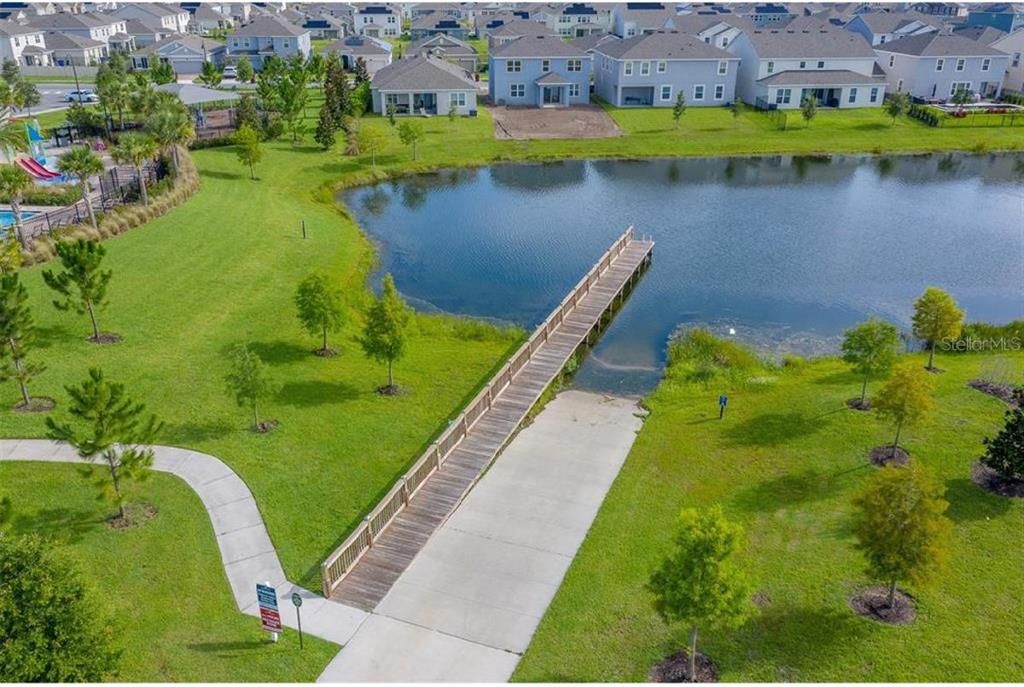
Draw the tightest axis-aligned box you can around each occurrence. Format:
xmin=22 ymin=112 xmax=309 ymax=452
xmin=542 ymin=86 xmax=562 ymax=106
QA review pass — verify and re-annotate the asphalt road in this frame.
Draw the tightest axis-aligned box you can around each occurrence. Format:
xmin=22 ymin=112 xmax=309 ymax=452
xmin=25 ymin=82 xmax=91 ymax=114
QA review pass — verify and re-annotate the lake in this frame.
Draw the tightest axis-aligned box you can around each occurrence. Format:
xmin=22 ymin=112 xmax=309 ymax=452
xmin=342 ymin=153 xmax=1024 ymax=394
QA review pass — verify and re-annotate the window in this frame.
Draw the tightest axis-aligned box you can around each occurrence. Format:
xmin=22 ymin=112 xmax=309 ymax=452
xmin=721 ymin=37 xmax=729 ymax=47
xmin=889 ymin=54 xmax=895 ymax=68
xmin=283 ymin=40 xmax=290 ymax=48
xmin=767 ymin=61 xmax=774 ymax=74
xmin=541 ymin=59 xmax=550 ymax=72
xmin=640 ymin=61 xmax=650 ymax=75
xmin=569 ymin=83 xmax=580 ymax=97
xmin=660 ymin=84 xmax=672 ymax=101
xmin=935 ymin=57 xmax=944 ymax=71
xmin=950 ymin=80 xmax=971 ymax=96
xmin=624 ymin=61 xmax=633 ymax=75
xmin=817 ymin=60 xmax=825 ymax=69
xmin=897 ymin=78 xmax=904 ymax=91
xmin=693 ymin=84 xmax=705 ymax=101
xmin=507 ymin=59 xmax=521 ymax=72
xmin=775 ymin=88 xmax=792 ymax=105
xmin=1014 ymin=52 xmax=1021 ymax=68
xmin=568 ymin=58 xmax=582 ymax=72
xmin=626 ymin=27 xmax=636 ymax=36
xmin=799 ymin=60 xmax=806 ymax=69
xmin=869 ymin=87 xmax=879 ymax=103
xmin=714 ymin=83 xmax=724 ymax=100
xmin=657 ymin=60 xmax=666 ymax=73
xmin=450 ymin=92 xmax=466 ymax=107
xmin=848 ymin=87 xmax=858 ymax=103
xmin=981 ymin=58 xmax=991 ymax=72
xmin=385 ymin=93 xmax=399 ymax=106
xmin=955 ymin=58 xmax=965 ymax=71
xmin=510 ymin=83 xmax=525 ymax=97
xmin=717 ymin=60 xmax=727 ymax=75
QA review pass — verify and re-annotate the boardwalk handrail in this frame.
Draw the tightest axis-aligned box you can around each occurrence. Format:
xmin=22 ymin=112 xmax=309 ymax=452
xmin=320 ymin=225 xmax=638 ymax=596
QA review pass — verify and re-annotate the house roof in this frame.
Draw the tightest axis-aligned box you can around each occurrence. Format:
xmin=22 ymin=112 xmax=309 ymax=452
xmin=874 ymin=31 xmax=1008 ymax=56
xmin=324 ymin=34 xmax=391 ymax=55
xmin=28 ymin=11 xmax=114 ymax=30
xmin=356 ymin=4 xmax=394 ymax=15
xmin=0 ymin=18 xmax=41 ymax=35
xmin=570 ymin=31 xmax=617 ymax=51
xmin=130 ymin=4 xmax=185 ymax=18
xmin=952 ymin=24 xmax=1008 ymax=45
xmin=594 ymin=29 xmax=735 ymax=59
xmin=408 ymin=32 xmax=475 ymax=55
xmin=669 ymin=12 xmax=758 ymax=36
xmin=42 ymin=30 xmax=103 ymax=50
xmin=130 ymin=32 xmax=223 ymax=57
xmin=535 ymin=70 xmax=572 ymax=84
xmin=124 ymin=17 xmax=166 ymax=35
xmin=231 ymin=14 xmax=307 ymax=38
xmin=618 ymin=2 xmax=678 ymax=28
xmin=371 ymin=55 xmax=476 ymax=90
xmin=489 ymin=18 xmax=555 ymax=37
xmin=191 ymin=5 xmax=230 ymax=23
xmin=564 ymin=3 xmax=598 ymax=16
xmin=411 ymin=11 xmax=462 ymax=30
xmin=742 ymin=20 xmax=877 ymax=58
xmin=757 ymin=67 xmax=886 ymax=85
xmin=849 ymin=10 xmax=942 ymax=34
xmin=492 ymin=33 xmax=588 ymax=58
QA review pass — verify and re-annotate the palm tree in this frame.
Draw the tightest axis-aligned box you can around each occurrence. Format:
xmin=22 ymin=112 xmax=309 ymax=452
xmin=57 ymin=146 xmax=105 ymax=230
xmin=0 ymin=120 xmax=28 ymax=155
xmin=0 ymin=164 xmax=35 ymax=249
xmin=110 ymin=134 xmax=157 ymax=207
xmin=145 ymin=101 xmax=194 ymax=174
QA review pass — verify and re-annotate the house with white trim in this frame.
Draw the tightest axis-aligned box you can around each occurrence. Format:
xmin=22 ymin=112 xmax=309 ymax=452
xmin=112 ymin=4 xmax=191 ymax=35
xmin=0 ymin=22 xmax=48 ymax=66
xmin=322 ymin=34 xmax=392 ymax=74
xmin=27 ymin=11 xmax=127 ymax=45
xmin=370 ymin=55 xmax=477 ymax=115
xmin=875 ymin=32 xmax=1011 ymax=100
xmin=611 ymin=2 xmax=679 ymax=38
xmin=844 ymin=10 xmax=941 ymax=46
xmin=354 ymin=4 xmax=400 ymax=38
xmin=130 ymin=33 xmax=226 ymax=75
xmin=593 ymin=30 xmax=739 ymax=107
xmin=489 ymin=33 xmax=592 ymax=107
xmin=991 ymin=28 xmax=1024 ymax=93
xmin=227 ymin=15 xmax=311 ymax=69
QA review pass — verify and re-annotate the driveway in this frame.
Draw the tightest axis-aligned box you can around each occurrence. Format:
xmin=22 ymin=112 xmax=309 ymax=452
xmin=490 ymin=104 xmax=623 ymax=140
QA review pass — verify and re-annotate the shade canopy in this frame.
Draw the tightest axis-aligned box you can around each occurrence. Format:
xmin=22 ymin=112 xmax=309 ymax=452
xmin=155 ymin=83 xmax=241 ymax=106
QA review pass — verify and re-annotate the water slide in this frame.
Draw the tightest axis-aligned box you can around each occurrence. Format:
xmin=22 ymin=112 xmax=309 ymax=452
xmin=17 ymin=157 xmax=61 ymax=180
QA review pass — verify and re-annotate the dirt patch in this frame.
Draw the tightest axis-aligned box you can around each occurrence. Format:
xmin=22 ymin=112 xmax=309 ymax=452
xmin=490 ymin=104 xmax=623 ymax=140
xmin=107 ymin=503 xmax=158 ymax=530
xmin=376 ymin=384 xmax=404 ymax=396
xmin=849 ymin=585 xmax=917 ymax=625
xmin=650 ymin=650 xmax=719 ymax=683
xmin=88 ymin=333 xmax=122 ymax=345
xmin=924 ymin=366 xmax=945 ymax=374
xmin=254 ymin=420 xmax=279 ymax=434
xmin=967 ymin=380 xmax=1021 ymax=407
xmin=752 ymin=591 xmax=771 ymax=608
xmin=971 ymin=461 xmax=1024 ymax=498
xmin=314 ymin=347 xmax=340 ymax=358
xmin=13 ymin=397 xmax=56 ymax=413
xmin=869 ymin=445 xmax=910 ymax=467
xmin=846 ymin=397 xmax=871 ymax=411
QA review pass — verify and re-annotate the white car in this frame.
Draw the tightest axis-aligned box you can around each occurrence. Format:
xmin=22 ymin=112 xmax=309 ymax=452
xmin=222 ymin=65 xmax=238 ymax=79
xmin=65 ymin=90 xmax=100 ymax=103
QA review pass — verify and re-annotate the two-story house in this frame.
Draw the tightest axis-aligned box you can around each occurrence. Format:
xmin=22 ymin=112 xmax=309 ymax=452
xmin=370 ymin=55 xmax=477 ymax=115
xmin=593 ymin=30 xmax=739 ymax=107
xmin=323 ymin=34 xmax=392 ymax=74
xmin=965 ymin=3 xmax=1024 ymax=34
xmin=489 ymin=33 xmax=592 ymax=107
xmin=228 ymin=15 xmax=311 ymax=69
xmin=44 ymin=30 xmax=107 ymax=65
xmin=354 ymin=5 xmax=400 ymax=38
xmin=611 ymin=2 xmax=679 ymax=38
xmin=0 ymin=22 xmax=49 ymax=66
xmin=129 ymin=33 xmax=226 ymax=74
xmin=728 ymin=19 xmax=888 ymax=108
xmin=474 ymin=11 xmax=531 ymax=39
xmin=486 ymin=19 xmax=556 ymax=50
xmin=744 ymin=4 xmax=798 ymax=28
xmin=543 ymin=3 xmax=613 ymax=38
xmin=27 ymin=11 xmax=127 ymax=45
xmin=123 ymin=17 xmax=171 ymax=49
xmin=407 ymin=32 xmax=478 ymax=72
xmin=844 ymin=10 xmax=941 ymax=46
xmin=113 ymin=4 xmax=191 ymax=35
xmin=875 ymin=32 xmax=1011 ymax=100
xmin=991 ymin=28 xmax=1024 ymax=93
xmin=408 ymin=12 xmax=468 ymax=41
xmin=184 ymin=5 xmax=235 ymax=36
xmin=670 ymin=12 xmax=757 ymax=50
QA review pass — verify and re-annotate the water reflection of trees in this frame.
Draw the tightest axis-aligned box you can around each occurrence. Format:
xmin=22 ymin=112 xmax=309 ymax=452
xmin=361 ymin=187 xmax=391 ymax=216
xmin=488 ymin=160 xmax=587 ymax=191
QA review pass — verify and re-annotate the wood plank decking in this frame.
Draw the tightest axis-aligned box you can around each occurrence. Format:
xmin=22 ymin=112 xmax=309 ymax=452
xmin=327 ymin=231 xmax=654 ymax=611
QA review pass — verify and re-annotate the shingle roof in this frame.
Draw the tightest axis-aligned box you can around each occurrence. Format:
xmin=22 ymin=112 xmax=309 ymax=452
xmin=410 ymin=11 xmax=462 ymax=30
xmin=231 ymin=14 xmax=307 ymax=37
xmin=130 ymin=32 xmax=223 ymax=57
xmin=28 ymin=11 xmax=111 ymax=30
xmin=0 ymin=18 xmax=41 ymax=35
xmin=42 ymin=30 xmax=103 ymax=49
xmin=371 ymin=55 xmax=476 ymax=90
xmin=851 ymin=10 xmax=941 ymax=34
xmin=536 ymin=71 xmax=572 ymax=84
xmin=742 ymin=21 xmax=876 ymax=58
xmin=491 ymin=33 xmax=588 ymax=58
xmin=874 ymin=31 xmax=1008 ymax=57
xmin=408 ymin=32 xmax=475 ymax=54
xmin=324 ymin=34 xmax=391 ymax=55
xmin=489 ymin=18 xmax=556 ymax=37
xmin=952 ymin=24 xmax=1008 ymax=45
xmin=594 ymin=29 xmax=735 ymax=59
xmin=757 ymin=68 xmax=886 ymax=85
xmin=570 ymin=31 xmax=617 ymax=51
xmin=669 ymin=12 xmax=758 ymax=35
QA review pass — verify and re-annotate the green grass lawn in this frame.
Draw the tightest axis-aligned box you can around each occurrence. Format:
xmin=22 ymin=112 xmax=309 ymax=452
xmin=0 ymin=462 xmax=337 ymax=681
xmin=514 ymin=351 xmax=1024 ymax=682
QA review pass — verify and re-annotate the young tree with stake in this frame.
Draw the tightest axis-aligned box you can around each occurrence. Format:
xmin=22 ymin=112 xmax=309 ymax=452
xmin=872 ymin=363 xmax=934 ymax=461
xmin=841 ymin=318 xmax=902 ymax=408
xmin=648 ymin=507 xmax=752 ymax=682
xmin=800 ymin=94 xmax=817 ymax=127
xmin=0 ymin=273 xmax=45 ymax=409
xmin=672 ymin=92 xmax=686 ymax=128
xmin=234 ymin=124 xmax=263 ymax=180
xmin=398 ymin=119 xmax=425 ymax=160
xmin=884 ymin=92 xmax=909 ymax=125
xmin=357 ymin=127 xmax=388 ymax=168
xmin=295 ymin=273 xmax=345 ymax=355
xmin=225 ymin=344 xmax=276 ymax=432
xmin=57 ymin=146 xmax=104 ymax=230
xmin=45 ymin=368 xmax=163 ymax=522
xmin=911 ymin=286 xmax=964 ymax=371
xmin=361 ymin=274 xmax=410 ymax=393
xmin=42 ymin=239 xmax=114 ymax=343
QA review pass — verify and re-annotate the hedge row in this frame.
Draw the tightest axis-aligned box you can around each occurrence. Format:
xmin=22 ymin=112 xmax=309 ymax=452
xmin=908 ymin=103 xmax=941 ymax=127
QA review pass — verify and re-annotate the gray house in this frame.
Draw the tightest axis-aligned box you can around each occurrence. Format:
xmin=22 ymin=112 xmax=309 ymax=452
xmin=407 ymin=33 xmax=478 ymax=73
xmin=875 ymin=32 xmax=1011 ymax=100
xmin=408 ymin=12 xmax=469 ymax=41
xmin=610 ymin=2 xmax=679 ymax=38
xmin=370 ymin=55 xmax=478 ymax=115
xmin=489 ymin=33 xmax=592 ymax=107
xmin=227 ymin=15 xmax=311 ymax=69
xmin=323 ymin=35 xmax=392 ymax=74
xmin=130 ymin=33 xmax=226 ymax=74
xmin=593 ymin=31 xmax=739 ymax=107
xmin=486 ymin=19 xmax=557 ymax=50
xmin=844 ymin=11 xmax=941 ymax=46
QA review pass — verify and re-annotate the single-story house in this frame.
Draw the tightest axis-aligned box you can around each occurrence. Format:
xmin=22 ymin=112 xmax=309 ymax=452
xmin=370 ymin=55 xmax=478 ymax=115
xmin=409 ymin=11 xmax=469 ymax=41
xmin=322 ymin=34 xmax=393 ymax=74
xmin=593 ymin=30 xmax=740 ymax=106
xmin=407 ymin=33 xmax=478 ymax=73
xmin=875 ymin=32 xmax=1011 ymax=100
xmin=302 ymin=16 xmax=346 ymax=40
xmin=130 ymin=33 xmax=226 ymax=74
xmin=489 ymin=33 xmax=592 ymax=107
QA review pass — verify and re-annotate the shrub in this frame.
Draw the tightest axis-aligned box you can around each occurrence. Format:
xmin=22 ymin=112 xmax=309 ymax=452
xmin=907 ymin=103 xmax=940 ymax=127
xmin=189 ymin=135 xmax=236 ymax=150
xmin=0 ymin=185 xmax=81 ymax=206
xmin=667 ymin=328 xmax=761 ymax=387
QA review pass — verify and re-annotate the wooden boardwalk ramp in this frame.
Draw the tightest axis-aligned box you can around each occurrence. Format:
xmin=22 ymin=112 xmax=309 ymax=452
xmin=323 ymin=227 xmax=654 ymax=611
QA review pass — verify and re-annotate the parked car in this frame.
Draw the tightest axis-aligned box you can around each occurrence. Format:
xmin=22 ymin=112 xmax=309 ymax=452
xmin=65 ymin=90 xmax=100 ymax=103
xmin=222 ymin=65 xmax=238 ymax=79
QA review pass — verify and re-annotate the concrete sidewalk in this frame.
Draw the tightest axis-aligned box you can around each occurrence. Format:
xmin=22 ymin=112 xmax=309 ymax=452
xmin=318 ymin=390 xmax=644 ymax=682
xmin=0 ymin=439 xmax=367 ymax=647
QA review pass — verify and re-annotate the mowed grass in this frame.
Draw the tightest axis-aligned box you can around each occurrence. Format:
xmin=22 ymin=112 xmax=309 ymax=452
xmin=0 ymin=463 xmax=337 ymax=682
xmin=515 ymin=352 xmax=1024 ymax=682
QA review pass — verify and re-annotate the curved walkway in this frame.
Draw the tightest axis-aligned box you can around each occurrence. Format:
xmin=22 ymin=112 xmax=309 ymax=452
xmin=0 ymin=439 xmax=367 ymax=646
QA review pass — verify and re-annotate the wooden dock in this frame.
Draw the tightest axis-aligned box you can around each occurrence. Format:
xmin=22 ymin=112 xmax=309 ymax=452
xmin=322 ymin=227 xmax=654 ymax=611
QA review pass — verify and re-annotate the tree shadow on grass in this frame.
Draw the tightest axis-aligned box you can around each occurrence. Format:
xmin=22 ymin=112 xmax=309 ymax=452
xmin=198 ymin=169 xmax=243 ymax=181
xmin=164 ymin=419 xmax=235 ymax=445
xmin=722 ymin=411 xmax=835 ymax=447
xmin=812 ymin=369 xmax=861 ymax=388
xmin=852 ymin=122 xmax=889 ymax=131
xmin=943 ymin=476 xmax=1014 ymax=523
xmin=186 ymin=640 xmax=270 ymax=653
xmin=13 ymin=507 xmax=99 ymax=544
xmin=245 ymin=340 xmax=316 ymax=365
xmin=277 ymin=379 xmax=362 ymax=408
xmin=32 ymin=323 xmax=78 ymax=349
xmin=731 ymin=465 xmax=869 ymax=514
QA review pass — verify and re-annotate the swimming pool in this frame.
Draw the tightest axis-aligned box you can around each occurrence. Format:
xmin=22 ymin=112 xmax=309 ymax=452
xmin=0 ymin=210 xmax=40 ymax=228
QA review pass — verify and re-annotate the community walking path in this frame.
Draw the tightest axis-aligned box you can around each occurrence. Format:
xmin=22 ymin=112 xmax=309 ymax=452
xmin=318 ymin=390 xmax=645 ymax=682
xmin=0 ymin=439 xmax=368 ymax=647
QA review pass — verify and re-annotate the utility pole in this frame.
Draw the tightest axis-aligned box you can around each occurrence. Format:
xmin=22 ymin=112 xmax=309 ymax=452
xmin=67 ymin=54 xmax=81 ymax=93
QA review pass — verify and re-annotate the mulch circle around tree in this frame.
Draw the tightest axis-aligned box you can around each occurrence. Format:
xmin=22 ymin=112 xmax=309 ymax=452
xmin=971 ymin=461 xmax=1024 ymax=498
xmin=849 ymin=585 xmax=917 ymax=625
xmin=925 ymin=366 xmax=945 ymax=375
xmin=13 ymin=397 xmax=56 ymax=413
xmin=376 ymin=384 xmax=403 ymax=396
xmin=254 ymin=420 xmax=279 ymax=434
xmin=314 ymin=348 xmax=340 ymax=358
xmin=650 ymin=650 xmax=719 ymax=683
xmin=846 ymin=397 xmax=871 ymax=411
xmin=752 ymin=591 xmax=771 ymax=609
xmin=107 ymin=503 xmax=158 ymax=531
xmin=967 ymin=380 xmax=1021 ymax=407
xmin=869 ymin=446 xmax=910 ymax=467
xmin=88 ymin=333 xmax=122 ymax=345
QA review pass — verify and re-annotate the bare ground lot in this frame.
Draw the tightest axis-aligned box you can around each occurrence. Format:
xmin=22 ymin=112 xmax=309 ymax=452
xmin=490 ymin=104 xmax=623 ymax=140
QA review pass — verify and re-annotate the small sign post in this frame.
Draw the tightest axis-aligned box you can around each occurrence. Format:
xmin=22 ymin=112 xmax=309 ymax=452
xmin=256 ymin=582 xmax=281 ymax=642
xmin=291 ymin=592 xmax=304 ymax=650
xmin=301 ymin=219 xmax=307 ymax=239
xmin=718 ymin=395 xmax=728 ymax=420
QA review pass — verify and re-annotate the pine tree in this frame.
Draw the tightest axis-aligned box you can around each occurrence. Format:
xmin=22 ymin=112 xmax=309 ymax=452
xmin=0 ymin=273 xmax=45 ymax=409
xmin=980 ymin=388 xmax=1024 ymax=482
xmin=42 ymin=239 xmax=114 ymax=343
xmin=314 ymin=105 xmax=337 ymax=151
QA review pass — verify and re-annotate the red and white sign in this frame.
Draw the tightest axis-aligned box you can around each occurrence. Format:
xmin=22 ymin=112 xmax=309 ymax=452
xmin=260 ymin=607 xmax=282 ymax=632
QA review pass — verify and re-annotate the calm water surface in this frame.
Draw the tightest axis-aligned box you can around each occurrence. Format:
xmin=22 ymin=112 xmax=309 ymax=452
xmin=343 ymin=154 xmax=1024 ymax=394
